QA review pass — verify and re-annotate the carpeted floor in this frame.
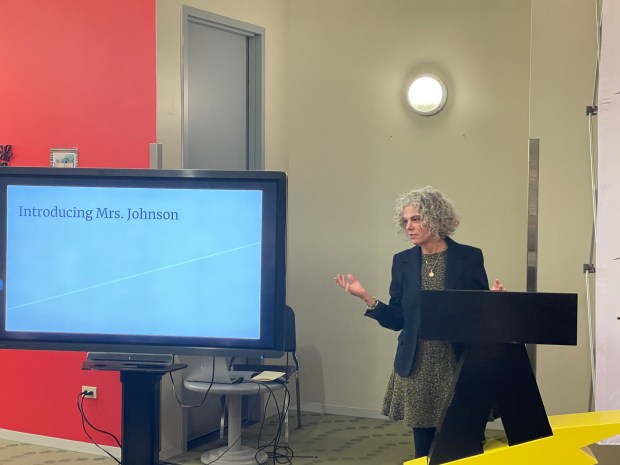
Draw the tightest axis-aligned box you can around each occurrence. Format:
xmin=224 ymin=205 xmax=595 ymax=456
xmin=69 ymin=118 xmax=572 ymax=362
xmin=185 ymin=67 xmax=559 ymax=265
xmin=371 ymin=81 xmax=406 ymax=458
xmin=0 ymin=413 xmax=414 ymax=465
xmin=0 ymin=438 xmax=114 ymax=464
xmin=177 ymin=413 xmax=414 ymax=465
xmin=3 ymin=413 xmax=619 ymax=465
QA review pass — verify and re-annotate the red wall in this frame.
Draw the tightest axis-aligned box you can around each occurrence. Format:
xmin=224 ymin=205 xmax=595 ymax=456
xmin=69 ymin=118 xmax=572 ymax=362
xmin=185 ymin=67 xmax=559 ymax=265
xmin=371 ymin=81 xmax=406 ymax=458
xmin=0 ymin=0 xmax=156 ymax=445
xmin=0 ymin=0 xmax=156 ymax=168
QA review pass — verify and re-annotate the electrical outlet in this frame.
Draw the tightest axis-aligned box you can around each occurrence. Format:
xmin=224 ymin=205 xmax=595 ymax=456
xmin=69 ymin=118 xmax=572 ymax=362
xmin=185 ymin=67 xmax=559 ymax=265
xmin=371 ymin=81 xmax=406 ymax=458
xmin=81 ymin=386 xmax=97 ymax=399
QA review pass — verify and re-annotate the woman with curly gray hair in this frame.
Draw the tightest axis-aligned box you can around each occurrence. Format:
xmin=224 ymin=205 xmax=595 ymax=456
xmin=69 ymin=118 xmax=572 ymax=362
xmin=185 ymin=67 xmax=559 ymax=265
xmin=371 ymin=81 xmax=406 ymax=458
xmin=334 ymin=186 xmax=504 ymax=459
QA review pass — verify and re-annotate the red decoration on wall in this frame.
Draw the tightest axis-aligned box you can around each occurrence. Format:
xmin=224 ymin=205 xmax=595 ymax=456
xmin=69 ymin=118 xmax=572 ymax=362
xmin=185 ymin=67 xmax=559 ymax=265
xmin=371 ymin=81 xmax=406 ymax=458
xmin=0 ymin=145 xmax=13 ymax=165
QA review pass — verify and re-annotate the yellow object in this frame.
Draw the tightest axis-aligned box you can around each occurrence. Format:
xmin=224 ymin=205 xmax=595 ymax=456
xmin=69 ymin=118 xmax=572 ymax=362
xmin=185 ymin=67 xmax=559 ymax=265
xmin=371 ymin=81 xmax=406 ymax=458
xmin=404 ymin=410 xmax=620 ymax=465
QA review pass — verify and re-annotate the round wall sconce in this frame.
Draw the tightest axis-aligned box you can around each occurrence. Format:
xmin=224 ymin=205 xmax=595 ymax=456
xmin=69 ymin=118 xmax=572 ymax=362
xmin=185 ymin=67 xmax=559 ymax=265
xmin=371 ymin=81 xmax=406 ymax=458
xmin=406 ymin=74 xmax=447 ymax=116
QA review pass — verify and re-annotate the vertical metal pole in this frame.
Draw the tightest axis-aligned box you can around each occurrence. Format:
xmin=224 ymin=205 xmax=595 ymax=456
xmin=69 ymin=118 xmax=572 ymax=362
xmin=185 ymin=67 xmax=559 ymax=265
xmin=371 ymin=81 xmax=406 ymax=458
xmin=527 ymin=139 xmax=540 ymax=373
xmin=150 ymin=143 xmax=163 ymax=169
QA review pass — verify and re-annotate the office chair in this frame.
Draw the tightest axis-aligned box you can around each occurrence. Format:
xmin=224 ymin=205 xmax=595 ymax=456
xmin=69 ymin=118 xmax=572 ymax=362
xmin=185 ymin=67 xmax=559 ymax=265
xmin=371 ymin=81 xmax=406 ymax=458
xmin=230 ymin=305 xmax=301 ymax=442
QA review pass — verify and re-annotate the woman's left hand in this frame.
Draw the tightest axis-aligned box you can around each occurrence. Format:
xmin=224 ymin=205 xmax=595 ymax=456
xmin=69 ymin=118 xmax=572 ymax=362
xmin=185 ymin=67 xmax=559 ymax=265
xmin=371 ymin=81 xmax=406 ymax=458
xmin=491 ymin=278 xmax=506 ymax=291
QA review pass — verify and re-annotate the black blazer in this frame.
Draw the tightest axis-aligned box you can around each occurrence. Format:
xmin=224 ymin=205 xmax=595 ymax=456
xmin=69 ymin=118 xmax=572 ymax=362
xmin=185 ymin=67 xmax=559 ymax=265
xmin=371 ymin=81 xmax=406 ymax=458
xmin=365 ymin=237 xmax=489 ymax=377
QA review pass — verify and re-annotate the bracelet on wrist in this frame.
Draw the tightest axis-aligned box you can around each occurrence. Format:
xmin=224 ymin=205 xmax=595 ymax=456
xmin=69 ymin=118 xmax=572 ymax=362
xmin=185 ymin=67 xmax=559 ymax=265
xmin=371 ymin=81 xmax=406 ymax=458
xmin=366 ymin=297 xmax=379 ymax=311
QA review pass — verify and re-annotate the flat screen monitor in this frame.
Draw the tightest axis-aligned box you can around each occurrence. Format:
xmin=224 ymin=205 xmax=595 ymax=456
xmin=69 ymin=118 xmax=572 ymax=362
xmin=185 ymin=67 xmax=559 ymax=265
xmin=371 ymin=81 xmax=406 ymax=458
xmin=0 ymin=167 xmax=287 ymax=359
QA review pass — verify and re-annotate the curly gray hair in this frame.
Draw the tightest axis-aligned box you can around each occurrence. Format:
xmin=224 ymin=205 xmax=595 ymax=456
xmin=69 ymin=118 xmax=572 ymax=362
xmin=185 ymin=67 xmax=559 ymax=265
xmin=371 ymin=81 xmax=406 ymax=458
xmin=393 ymin=186 xmax=460 ymax=238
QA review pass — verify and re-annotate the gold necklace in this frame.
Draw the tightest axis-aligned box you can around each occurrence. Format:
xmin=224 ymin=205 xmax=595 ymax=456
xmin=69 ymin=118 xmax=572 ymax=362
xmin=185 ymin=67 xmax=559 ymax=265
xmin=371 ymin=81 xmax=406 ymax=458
xmin=424 ymin=252 xmax=442 ymax=277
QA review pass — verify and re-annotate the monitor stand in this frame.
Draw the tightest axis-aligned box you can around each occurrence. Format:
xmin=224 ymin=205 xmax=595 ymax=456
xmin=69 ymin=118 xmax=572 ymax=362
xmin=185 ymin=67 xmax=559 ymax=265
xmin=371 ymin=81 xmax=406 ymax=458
xmin=82 ymin=358 xmax=186 ymax=465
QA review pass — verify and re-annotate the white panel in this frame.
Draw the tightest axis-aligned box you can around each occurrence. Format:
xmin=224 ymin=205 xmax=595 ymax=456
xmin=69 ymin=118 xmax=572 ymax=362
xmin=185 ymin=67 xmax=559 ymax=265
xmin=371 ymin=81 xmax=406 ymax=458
xmin=596 ymin=0 xmax=620 ymax=444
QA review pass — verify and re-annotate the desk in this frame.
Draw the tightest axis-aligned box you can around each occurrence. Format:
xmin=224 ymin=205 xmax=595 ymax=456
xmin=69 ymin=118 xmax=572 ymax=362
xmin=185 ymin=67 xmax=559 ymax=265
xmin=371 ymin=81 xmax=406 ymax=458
xmin=184 ymin=380 xmax=285 ymax=465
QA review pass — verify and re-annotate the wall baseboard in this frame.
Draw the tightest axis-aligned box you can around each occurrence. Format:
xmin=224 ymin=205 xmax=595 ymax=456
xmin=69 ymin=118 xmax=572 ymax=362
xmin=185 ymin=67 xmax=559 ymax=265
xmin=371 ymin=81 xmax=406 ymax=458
xmin=0 ymin=429 xmax=121 ymax=458
xmin=0 ymin=428 xmax=185 ymax=461
xmin=300 ymin=401 xmax=387 ymax=420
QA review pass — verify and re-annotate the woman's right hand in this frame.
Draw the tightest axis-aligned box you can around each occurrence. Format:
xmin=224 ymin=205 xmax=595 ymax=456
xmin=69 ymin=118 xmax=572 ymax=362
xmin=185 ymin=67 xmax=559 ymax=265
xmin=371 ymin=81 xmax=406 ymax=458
xmin=334 ymin=273 xmax=372 ymax=302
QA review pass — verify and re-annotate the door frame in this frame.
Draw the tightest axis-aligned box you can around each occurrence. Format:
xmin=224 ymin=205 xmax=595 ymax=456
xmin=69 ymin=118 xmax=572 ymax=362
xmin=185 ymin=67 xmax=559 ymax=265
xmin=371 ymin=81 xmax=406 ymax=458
xmin=181 ymin=7 xmax=265 ymax=170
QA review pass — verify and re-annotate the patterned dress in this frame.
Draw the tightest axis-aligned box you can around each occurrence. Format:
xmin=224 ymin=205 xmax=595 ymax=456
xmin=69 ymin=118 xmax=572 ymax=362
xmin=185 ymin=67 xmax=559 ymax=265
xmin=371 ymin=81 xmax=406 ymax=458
xmin=381 ymin=250 xmax=457 ymax=428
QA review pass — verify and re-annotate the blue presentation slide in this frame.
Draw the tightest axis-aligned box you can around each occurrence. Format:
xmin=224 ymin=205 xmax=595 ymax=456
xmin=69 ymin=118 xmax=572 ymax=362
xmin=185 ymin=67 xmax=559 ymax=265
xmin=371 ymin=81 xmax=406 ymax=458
xmin=5 ymin=185 xmax=263 ymax=339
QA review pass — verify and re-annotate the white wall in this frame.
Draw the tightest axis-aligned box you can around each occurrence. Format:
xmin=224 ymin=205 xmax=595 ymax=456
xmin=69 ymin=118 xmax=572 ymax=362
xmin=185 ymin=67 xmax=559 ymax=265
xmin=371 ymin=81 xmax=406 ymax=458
xmin=156 ymin=0 xmax=604 ymax=458
xmin=286 ymin=0 xmax=530 ymax=414
xmin=156 ymin=0 xmax=289 ymax=172
xmin=156 ymin=0 xmax=289 ymax=456
xmin=530 ymin=0 xmax=597 ymax=415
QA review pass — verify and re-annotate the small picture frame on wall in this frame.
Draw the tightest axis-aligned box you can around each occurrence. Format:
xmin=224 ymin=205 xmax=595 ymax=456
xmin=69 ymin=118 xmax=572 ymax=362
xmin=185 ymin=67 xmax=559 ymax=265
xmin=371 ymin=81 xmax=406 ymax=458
xmin=50 ymin=148 xmax=78 ymax=168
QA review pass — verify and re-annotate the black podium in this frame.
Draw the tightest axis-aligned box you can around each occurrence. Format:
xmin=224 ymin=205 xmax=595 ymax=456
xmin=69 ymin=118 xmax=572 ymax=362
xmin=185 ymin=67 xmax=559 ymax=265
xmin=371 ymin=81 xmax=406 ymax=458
xmin=419 ymin=290 xmax=577 ymax=465
xmin=82 ymin=361 xmax=187 ymax=465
